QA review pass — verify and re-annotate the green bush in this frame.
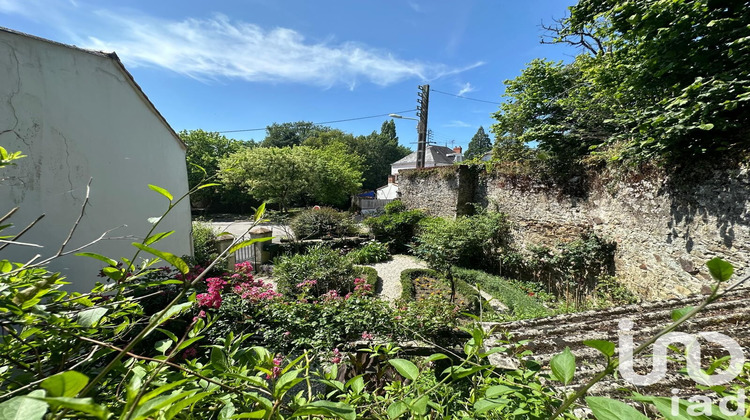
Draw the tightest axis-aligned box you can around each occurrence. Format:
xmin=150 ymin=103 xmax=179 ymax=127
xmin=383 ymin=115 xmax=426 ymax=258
xmin=383 ymin=199 xmax=406 ymax=214
xmin=273 ymin=245 xmax=357 ymax=296
xmin=191 ymin=221 xmax=219 ymax=266
xmin=452 ymin=267 xmax=550 ymax=319
xmin=413 ymin=211 xmax=513 ymax=272
xmin=354 ymin=265 xmax=379 ymax=290
xmin=364 ymin=206 xmax=426 ymax=253
xmin=347 ymin=241 xmax=390 ymax=264
xmin=398 ymin=268 xmax=485 ymax=314
xmin=290 ymin=207 xmax=356 ymax=239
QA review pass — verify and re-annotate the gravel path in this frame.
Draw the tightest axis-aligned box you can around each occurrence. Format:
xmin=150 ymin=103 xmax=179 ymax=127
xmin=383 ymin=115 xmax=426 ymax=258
xmin=367 ymin=254 xmax=428 ymax=302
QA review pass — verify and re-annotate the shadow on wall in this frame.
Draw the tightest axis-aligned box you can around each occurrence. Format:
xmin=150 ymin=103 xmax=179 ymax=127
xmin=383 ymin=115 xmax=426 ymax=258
xmin=665 ymin=166 xmax=750 ymax=252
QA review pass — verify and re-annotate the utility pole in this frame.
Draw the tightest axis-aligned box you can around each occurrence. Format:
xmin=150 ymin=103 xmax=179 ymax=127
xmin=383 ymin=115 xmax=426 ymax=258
xmin=416 ymin=84 xmax=429 ymax=168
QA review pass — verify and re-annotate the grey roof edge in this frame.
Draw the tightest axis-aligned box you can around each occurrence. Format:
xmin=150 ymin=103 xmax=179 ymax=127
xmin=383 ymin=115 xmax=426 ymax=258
xmin=0 ymin=26 xmax=186 ymax=151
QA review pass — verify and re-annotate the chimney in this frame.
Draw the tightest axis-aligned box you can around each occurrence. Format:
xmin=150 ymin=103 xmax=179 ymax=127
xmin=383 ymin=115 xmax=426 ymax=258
xmin=387 ymin=174 xmax=396 ymax=184
xmin=453 ymin=146 xmax=463 ymax=154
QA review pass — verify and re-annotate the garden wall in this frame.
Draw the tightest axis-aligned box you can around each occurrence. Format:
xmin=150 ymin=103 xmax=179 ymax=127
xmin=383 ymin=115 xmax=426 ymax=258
xmin=398 ymin=165 xmax=750 ymax=300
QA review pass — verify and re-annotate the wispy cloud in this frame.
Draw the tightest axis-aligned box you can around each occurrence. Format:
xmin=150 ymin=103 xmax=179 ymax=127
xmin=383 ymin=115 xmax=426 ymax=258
xmin=85 ymin=13 xmax=484 ymax=88
xmin=457 ymin=82 xmax=474 ymax=96
xmin=408 ymin=2 xmax=423 ymax=13
xmin=445 ymin=120 xmax=471 ymax=128
xmin=0 ymin=0 xmax=483 ymax=88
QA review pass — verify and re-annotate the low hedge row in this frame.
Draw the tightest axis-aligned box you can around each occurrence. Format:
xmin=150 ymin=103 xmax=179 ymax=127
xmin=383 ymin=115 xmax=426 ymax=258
xmin=354 ymin=265 xmax=379 ymax=290
xmin=451 ymin=267 xmax=550 ymax=319
xmin=398 ymin=268 xmax=487 ymax=314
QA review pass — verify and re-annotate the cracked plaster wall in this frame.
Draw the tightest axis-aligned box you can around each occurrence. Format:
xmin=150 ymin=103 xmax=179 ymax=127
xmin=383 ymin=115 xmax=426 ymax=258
xmin=0 ymin=31 xmax=191 ymax=292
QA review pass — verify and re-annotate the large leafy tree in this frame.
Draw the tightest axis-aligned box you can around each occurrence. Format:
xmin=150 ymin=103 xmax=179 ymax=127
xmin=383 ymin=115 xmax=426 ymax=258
xmin=464 ymin=126 xmax=492 ymax=160
xmin=303 ymin=120 xmax=410 ymax=190
xmin=492 ymin=0 xmax=750 ymax=166
xmin=261 ymin=122 xmax=330 ymax=148
xmin=219 ymin=146 xmax=362 ymax=211
xmin=180 ymin=129 xmax=255 ymax=211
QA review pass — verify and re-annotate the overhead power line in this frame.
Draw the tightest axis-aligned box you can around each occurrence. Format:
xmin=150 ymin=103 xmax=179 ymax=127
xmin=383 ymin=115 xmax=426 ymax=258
xmin=216 ymin=108 xmax=417 ymax=134
xmin=431 ymin=88 xmax=502 ymax=105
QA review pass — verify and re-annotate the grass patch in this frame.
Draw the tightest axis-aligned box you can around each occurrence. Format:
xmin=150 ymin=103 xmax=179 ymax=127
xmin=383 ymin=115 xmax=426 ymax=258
xmin=399 ymin=268 xmax=488 ymax=315
xmin=452 ymin=267 xmax=550 ymax=319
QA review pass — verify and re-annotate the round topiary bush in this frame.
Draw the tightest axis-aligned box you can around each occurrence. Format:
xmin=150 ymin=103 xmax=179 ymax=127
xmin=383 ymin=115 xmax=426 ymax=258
xmin=290 ymin=207 xmax=356 ymax=240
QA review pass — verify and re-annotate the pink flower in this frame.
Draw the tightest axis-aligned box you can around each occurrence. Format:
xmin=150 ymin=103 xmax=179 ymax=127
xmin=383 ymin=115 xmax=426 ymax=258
xmin=182 ymin=347 xmax=198 ymax=360
xmin=361 ymin=331 xmax=374 ymax=341
xmin=331 ymin=348 xmax=342 ymax=364
xmin=193 ymin=310 xmax=207 ymax=321
xmin=196 ymin=292 xmax=222 ymax=309
xmin=283 ymin=331 xmax=291 ymax=337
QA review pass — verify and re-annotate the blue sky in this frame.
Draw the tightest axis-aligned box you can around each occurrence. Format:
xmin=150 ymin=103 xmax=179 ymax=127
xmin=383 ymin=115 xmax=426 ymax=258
xmin=0 ymin=0 xmax=578 ymax=150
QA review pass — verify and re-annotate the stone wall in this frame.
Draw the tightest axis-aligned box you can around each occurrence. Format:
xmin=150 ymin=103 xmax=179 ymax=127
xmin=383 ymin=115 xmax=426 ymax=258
xmin=398 ymin=165 xmax=750 ymax=299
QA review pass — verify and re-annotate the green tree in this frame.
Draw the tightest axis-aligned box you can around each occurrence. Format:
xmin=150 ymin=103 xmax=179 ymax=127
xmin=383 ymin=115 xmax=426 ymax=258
xmin=464 ymin=126 xmax=492 ymax=160
xmin=261 ymin=121 xmax=330 ymax=148
xmin=493 ymin=0 xmax=750 ymax=167
xmin=219 ymin=145 xmax=362 ymax=211
xmin=302 ymin=120 xmax=410 ymax=191
xmin=353 ymin=120 xmax=411 ymax=190
xmin=180 ymin=129 xmax=255 ymax=211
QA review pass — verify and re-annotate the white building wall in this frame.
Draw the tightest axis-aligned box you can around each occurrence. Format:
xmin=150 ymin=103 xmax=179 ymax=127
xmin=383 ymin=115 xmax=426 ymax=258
xmin=0 ymin=30 xmax=192 ymax=292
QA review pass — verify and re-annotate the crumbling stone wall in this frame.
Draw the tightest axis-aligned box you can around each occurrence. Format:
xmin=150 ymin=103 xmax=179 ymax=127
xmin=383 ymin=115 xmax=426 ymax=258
xmin=398 ymin=165 xmax=750 ymax=299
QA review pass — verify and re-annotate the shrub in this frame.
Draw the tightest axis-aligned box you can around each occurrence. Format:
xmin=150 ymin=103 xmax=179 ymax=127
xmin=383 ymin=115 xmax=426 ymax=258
xmin=191 ymin=220 xmax=219 ymax=266
xmin=273 ymin=245 xmax=357 ymax=296
xmin=413 ymin=211 xmax=513 ymax=272
xmin=354 ymin=265 xmax=379 ymax=290
xmin=364 ymin=206 xmax=426 ymax=253
xmin=398 ymin=268 xmax=484 ymax=314
xmin=347 ymin=241 xmax=390 ymax=264
xmin=290 ymin=207 xmax=356 ymax=239
xmin=383 ymin=199 xmax=406 ymax=214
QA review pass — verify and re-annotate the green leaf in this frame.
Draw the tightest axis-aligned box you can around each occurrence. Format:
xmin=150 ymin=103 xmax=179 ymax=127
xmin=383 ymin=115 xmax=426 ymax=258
xmin=164 ymin=392 xmax=212 ymax=419
xmin=586 ymin=397 xmax=648 ymax=420
xmin=345 ymin=375 xmax=364 ymax=394
xmin=156 ymin=328 xmax=179 ymax=342
xmin=76 ymin=307 xmax=108 ymax=327
xmin=550 ymin=347 xmax=576 ymax=385
xmin=0 ymin=390 xmax=48 ymax=420
xmin=101 ymin=266 xmax=124 ymax=281
xmin=410 ymin=395 xmax=429 ymax=415
xmin=176 ymin=336 xmax=203 ymax=352
xmin=387 ymin=401 xmax=408 ymax=419
xmin=39 ymin=397 xmax=109 ymax=419
xmin=74 ymin=252 xmax=118 ymax=267
xmin=154 ymin=339 xmax=173 ymax=354
xmin=148 ymin=184 xmax=173 ymax=201
xmin=144 ymin=231 xmax=175 ymax=246
xmin=254 ymin=202 xmax=267 ymax=222
xmin=698 ymin=123 xmax=714 ymax=130
xmin=485 ymin=385 xmax=515 ymax=398
xmin=474 ymin=398 xmax=510 ymax=414
xmin=150 ymin=302 xmax=193 ymax=327
xmin=388 ymin=359 xmax=419 ymax=381
xmin=210 ymin=347 xmax=228 ymax=372
xmin=273 ymin=369 xmax=304 ymax=399
xmin=40 ymin=371 xmax=89 ymax=397
xmin=230 ymin=411 xmax=266 ymax=419
xmin=671 ymin=306 xmax=696 ymax=321
xmin=291 ymin=401 xmax=356 ymax=420
xmin=584 ymin=340 xmax=616 ymax=358
xmin=132 ymin=243 xmax=189 ymax=274
xmin=228 ymin=236 xmax=272 ymax=254
xmin=706 ymin=257 xmax=733 ymax=282
xmin=196 ymin=183 xmax=221 ymax=191
xmin=425 ymin=353 xmax=449 ymax=362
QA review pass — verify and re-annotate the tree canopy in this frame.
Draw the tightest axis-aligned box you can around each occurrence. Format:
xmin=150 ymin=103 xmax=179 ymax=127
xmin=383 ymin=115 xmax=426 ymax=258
xmin=219 ymin=145 xmax=362 ymax=211
xmin=491 ymin=0 xmax=750 ymax=167
xmin=261 ymin=122 xmax=330 ymax=148
xmin=464 ymin=126 xmax=492 ymax=160
xmin=180 ymin=129 xmax=255 ymax=211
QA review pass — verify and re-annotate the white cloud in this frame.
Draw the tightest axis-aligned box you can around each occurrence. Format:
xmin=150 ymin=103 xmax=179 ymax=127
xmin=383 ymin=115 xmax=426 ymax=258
xmin=457 ymin=82 xmax=474 ymax=96
xmin=445 ymin=120 xmax=471 ymax=128
xmin=81 ymin=12 xmax=483 ymax=88
xmin=408 ymin=2 xmax=423 ymax=13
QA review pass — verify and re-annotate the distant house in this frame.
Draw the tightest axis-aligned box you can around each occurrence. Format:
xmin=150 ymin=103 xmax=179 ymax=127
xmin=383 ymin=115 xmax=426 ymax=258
xmin=376 ymin=175 xmax=398 ymax=200
xmin=0 ymin=28 xmax=192 ymax=292
xmin=390 ymin=145 xmax=463 ymax=177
